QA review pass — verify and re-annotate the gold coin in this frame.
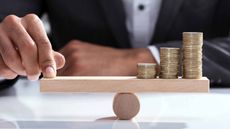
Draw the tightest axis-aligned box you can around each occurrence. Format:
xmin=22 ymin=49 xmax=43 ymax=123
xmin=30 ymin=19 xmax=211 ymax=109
xmin=137 ymin=63 xmax=157 ymax=79
xmin=160 ymin=47 xmax=180 ymax=79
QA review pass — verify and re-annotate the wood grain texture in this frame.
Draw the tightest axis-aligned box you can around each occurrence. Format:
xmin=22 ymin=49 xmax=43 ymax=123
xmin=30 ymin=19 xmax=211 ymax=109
xmin=40 ymin=76 xmax=209 ymax=93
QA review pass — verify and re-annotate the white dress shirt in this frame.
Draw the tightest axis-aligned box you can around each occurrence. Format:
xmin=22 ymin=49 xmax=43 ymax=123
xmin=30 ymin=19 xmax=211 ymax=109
xmin=122 ymin=0 xmax=162 ymax=63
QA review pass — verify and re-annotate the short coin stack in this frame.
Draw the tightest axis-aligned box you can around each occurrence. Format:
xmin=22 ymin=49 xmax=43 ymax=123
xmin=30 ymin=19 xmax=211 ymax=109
xmin=137 ymin=63 xmax=157 ymax=79
xmin=160 ymin=48 xmax=180 ymax=79
xmin=182 ymin=32 xmax=203 ymax=79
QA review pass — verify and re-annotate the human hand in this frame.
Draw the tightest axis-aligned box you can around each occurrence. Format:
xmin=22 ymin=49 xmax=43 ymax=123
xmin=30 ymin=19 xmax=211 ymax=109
xmin=0 ymin=14 xmax=65 ymax=80
xmin=58 ymin=40 xmax=156 ymax=76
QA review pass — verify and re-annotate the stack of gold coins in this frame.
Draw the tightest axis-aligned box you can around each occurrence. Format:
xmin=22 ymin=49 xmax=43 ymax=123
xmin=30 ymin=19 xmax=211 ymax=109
xmin=160 ymin=47 xmax=180 ymax=79
xmin=137 ymin=63 xmax=157 ymax=79
xmin=182 ymin=32 xmax=203 ymax=79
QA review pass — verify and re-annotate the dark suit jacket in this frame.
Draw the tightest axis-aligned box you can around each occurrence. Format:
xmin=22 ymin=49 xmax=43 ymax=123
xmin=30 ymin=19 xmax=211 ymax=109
xmin=0 ymin=0 xmax=230 ymax=87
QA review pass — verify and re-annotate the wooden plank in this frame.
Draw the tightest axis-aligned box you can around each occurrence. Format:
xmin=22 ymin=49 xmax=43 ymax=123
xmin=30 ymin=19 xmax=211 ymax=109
xmin=40 ymin=76 xmax=209 ymax=93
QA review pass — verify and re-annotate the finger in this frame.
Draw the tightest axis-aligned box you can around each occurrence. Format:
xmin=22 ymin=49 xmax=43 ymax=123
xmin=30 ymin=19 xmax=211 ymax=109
xmin=57 ymin=56 xmax=71 ymax=76
xmin=0 ymin=55 xmax=17 ymax=79
xmin=3 ymin=15 xmax=40 ymax=80
xmin=0 ymin=22 xmax=26 ymax=75
xmin=53 ymin=51 xmax=65 ymax=69
xmin=21 ymin=14 xmax=56 ymax=78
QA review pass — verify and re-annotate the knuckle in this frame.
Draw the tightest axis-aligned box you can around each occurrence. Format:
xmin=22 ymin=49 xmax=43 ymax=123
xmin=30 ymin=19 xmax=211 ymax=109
xmin=66 ymin=41 xmax=76 ymax=49
xmin=3 ymin=15 xmax=18 ymax=23
xmin=63 ymin=45 xmax=79 ymax=55
xmin=40 ymin=59 xmax=55 ymax=68
xmin=69 ymin=40 xmax=78 ymax=44
xmin=38 ymin=38 xmax=52 ymax=49
xmin=67 ymin=40 xmax=82 ymax=48
xmin=23 ymin=13 xmax=40 ymax=23
xmin=3 ymin=15 xmax=20 ymax=28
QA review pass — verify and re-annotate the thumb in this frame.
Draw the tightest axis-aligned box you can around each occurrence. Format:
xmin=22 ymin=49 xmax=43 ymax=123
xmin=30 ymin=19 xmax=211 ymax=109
xmin=53 ymin=51 xmax=65 ymax=70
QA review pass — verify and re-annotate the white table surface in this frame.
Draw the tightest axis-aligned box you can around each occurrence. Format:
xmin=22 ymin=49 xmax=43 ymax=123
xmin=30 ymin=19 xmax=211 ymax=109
xmin=0 ymin=79 xmax=230 ymax=129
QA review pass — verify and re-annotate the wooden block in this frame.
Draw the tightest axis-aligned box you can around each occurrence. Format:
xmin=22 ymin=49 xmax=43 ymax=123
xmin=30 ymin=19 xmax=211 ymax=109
xmin=40 ymin=76 xmax=209 ymax=93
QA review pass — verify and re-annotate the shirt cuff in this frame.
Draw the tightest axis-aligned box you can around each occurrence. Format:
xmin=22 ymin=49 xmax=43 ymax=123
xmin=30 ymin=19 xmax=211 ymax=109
xmin=147 ymin=45 xmax=160 ymax=64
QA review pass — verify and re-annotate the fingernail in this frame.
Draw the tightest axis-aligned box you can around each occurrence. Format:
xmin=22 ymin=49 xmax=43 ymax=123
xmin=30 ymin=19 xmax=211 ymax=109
xmin=44 ymin=66 xmax=56 ymax=78
xmin=21 ymin=70 xmax=27 ymax=76
xmin=28 ymin=74 xmax=40 ymax=81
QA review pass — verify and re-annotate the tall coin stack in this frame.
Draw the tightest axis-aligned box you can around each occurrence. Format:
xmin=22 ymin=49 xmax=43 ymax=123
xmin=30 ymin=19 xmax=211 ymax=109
xmin=137 ymin=63 xmax=157 ymax=79
xmin=160 ymin=48 xmax=180 ymax=79
xmin=182 ymin=32 xmax=203 ymax=79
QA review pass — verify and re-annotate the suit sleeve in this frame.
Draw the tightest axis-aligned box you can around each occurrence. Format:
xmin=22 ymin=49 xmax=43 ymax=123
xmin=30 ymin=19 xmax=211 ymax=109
xmin=0 ymin=0 xmax=44 ymax=89
xmin=154 ymin=36 xmax=230 ymax=87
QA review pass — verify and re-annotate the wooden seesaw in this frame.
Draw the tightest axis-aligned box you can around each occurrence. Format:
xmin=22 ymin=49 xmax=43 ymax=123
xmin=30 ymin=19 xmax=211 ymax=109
xmin=40 ymin=76 xmax=209 ymax=120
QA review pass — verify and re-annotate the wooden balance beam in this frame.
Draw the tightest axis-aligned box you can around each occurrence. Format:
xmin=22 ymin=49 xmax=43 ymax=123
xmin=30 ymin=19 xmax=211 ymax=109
xmin=40 ymin=76 xmax=209 ymax=120
xmin=40 ymin=76 xmax=209 ymax=93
